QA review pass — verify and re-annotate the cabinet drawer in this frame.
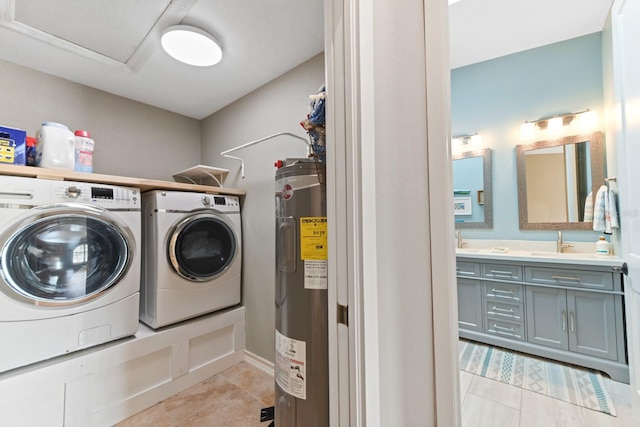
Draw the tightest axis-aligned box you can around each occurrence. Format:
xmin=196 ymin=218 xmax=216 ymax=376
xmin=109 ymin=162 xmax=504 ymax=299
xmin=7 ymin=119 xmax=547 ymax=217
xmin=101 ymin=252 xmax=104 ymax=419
xmin=484 ymin=282 xmax=523 ymax=303
xmin=485 ymin=318 xmax=524 ymax=341
xmin=486 ymin=300 xmax=523 ymax=322
xmin=482 ymin=263 xmax=523 ymax=281
xmin=525 ymin=266 xmax=613 ymax=291
xmin=457 ymin=261 xmax=480 ymax=277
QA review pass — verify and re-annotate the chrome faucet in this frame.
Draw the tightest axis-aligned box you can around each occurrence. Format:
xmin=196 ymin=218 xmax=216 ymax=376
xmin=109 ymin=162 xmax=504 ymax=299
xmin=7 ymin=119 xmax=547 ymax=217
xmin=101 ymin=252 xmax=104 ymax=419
xmin=557 ymin=231 xmax=574 ymax=253
xmin=456 ymin=230 xmax=468 ymax=249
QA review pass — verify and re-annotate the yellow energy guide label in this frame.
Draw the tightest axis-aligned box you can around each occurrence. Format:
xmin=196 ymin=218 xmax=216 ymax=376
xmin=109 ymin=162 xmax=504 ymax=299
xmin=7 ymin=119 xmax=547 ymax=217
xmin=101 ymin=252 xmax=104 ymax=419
xmin=300 ymin=217 xmax=327 ymax=260
xmin=300 ymin=217 xmax=328 ymax=290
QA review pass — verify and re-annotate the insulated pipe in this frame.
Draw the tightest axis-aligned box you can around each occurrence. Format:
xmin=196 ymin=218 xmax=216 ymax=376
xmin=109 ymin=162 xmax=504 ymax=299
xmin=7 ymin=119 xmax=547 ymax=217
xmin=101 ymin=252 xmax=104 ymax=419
xmin=220 ymin=132 xmax=311 ymax=178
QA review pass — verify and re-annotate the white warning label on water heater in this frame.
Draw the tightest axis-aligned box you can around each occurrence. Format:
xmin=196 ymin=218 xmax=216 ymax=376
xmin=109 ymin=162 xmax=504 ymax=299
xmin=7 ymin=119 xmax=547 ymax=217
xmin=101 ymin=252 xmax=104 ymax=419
xmin=304 ymin=259 xmax=328 ymax=289
xmin=275 ymin=330 xmax=307 ymax=400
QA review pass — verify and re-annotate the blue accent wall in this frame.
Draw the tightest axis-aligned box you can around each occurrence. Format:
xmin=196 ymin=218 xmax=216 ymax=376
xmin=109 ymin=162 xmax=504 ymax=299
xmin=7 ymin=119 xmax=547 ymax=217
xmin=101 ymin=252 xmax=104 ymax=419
xmin=451 ymin=33 xmax=604 ymax=242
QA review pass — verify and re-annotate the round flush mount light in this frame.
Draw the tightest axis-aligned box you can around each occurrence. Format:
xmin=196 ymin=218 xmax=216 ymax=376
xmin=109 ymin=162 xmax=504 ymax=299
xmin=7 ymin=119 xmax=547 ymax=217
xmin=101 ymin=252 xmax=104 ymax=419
xmin=161 ymin=25 xmax=222 ymax=67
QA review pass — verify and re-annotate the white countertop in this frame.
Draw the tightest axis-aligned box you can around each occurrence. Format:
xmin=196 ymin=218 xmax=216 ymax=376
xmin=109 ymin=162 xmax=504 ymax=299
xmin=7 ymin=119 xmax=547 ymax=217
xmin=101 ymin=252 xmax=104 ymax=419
xmin=456 ymin=247 xmax=624 ymax=267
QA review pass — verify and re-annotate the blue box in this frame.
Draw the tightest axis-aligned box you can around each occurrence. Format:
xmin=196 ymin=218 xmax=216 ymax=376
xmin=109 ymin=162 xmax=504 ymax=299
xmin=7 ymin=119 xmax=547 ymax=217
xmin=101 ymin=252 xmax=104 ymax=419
xmin=0 ymin=125 xmax=27 ymax=165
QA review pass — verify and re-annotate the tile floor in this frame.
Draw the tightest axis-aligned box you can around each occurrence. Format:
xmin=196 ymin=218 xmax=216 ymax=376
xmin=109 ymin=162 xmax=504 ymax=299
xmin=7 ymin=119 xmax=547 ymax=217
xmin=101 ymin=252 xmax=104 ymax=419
xmin=115 ymin=361 xmax=274 ymax=427
xmin=460 ymin=369 xmax=636 ymax=427
xmin=117 ymin=360 xmax=636 ymax=427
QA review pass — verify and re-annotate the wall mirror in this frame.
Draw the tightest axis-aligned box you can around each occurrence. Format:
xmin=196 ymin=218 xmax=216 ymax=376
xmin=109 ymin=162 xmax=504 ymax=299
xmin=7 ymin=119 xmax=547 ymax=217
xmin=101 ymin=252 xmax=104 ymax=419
xmin=452 ymin=148 xmax=493 ymax=229
xmin=516 ymin=131 xmax=604 ymax=230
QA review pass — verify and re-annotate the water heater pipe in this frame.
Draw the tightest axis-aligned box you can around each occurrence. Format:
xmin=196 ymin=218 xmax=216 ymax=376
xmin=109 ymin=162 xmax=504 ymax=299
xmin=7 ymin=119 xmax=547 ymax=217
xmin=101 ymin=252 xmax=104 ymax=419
xmin=220 ymin=132 xmax=311 ymax=178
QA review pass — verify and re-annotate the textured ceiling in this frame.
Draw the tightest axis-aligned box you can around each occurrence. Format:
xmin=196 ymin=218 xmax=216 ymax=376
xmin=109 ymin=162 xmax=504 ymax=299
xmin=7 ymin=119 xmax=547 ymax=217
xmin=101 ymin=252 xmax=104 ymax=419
xmin=0 ymin=0 xmax=613 ymax=119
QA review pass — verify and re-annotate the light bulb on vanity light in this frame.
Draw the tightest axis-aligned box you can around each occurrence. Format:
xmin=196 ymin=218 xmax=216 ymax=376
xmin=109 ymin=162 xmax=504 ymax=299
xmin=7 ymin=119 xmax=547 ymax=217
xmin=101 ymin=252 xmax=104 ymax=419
xmin=575 ymin=110 xmax=597 ymax=131
xmin=451 ymin=132 xmax=481 ymax=151
xmin=520 ymin=122 xmax=536 ymax=139
xmin=547 ymin=116 xmax=564 ymax=131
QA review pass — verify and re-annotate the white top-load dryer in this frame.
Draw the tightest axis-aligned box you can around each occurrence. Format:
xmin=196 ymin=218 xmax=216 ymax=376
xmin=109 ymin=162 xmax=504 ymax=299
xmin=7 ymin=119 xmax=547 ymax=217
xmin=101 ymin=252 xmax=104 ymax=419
xmin=140 ymin=190 xmax=242 ymax=329
xmin=0 ymin=175 xmax=141 ymax=374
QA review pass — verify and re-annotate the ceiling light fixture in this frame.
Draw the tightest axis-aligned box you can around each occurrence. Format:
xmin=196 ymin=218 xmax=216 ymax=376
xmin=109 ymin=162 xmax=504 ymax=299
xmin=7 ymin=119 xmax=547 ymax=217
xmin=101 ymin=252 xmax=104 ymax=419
xmin=161 ymin=25 xmax=222 ymax=67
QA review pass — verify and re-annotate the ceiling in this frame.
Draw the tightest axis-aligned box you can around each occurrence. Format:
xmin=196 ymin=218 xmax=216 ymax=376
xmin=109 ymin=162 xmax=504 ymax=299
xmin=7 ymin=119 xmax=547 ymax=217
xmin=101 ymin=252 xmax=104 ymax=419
xmin=0 ymin=0 xmax=613 ymax=120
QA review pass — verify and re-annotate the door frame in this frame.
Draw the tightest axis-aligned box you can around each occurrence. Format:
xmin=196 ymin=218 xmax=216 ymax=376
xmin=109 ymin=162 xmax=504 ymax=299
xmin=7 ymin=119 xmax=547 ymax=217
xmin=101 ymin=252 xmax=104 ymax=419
xmin=325 ymin=0 xmax=460 ymax=425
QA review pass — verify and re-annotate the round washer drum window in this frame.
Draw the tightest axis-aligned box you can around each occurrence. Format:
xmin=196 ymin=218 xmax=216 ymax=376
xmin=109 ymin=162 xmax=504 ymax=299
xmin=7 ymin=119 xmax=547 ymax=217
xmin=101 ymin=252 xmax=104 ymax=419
xmin=170 ymin=216 xmax=236 ymax=281
xmin=1 ymin=215 xmax=130 ymax=303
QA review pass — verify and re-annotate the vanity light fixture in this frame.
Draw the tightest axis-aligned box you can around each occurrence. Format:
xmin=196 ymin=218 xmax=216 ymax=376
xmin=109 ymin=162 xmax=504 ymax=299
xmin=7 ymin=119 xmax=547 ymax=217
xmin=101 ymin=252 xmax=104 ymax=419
xmin=520 ymin=109 xmax=597 ymax=139
xmin=452 ymin=132 xmax=481 ymax=146
xmin=161 ymin=25 xmax=223 ymax=67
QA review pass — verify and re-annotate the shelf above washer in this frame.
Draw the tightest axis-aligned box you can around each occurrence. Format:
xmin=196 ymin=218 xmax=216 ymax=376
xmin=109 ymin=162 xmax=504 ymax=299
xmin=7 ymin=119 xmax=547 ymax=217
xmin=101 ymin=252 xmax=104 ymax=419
xmin=172 ymin=165 xmax=230 ymax=187
xmin=0 ymin=164 xmax=245 ymax=196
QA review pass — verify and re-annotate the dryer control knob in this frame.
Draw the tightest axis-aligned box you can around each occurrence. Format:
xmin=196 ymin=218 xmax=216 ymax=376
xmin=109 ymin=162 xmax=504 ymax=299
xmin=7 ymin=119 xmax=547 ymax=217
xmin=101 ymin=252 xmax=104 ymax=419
xmin=201 ymin=196 xmax=211 ymax=206
xmin=66 ymin=186 xmax=82 ymax=198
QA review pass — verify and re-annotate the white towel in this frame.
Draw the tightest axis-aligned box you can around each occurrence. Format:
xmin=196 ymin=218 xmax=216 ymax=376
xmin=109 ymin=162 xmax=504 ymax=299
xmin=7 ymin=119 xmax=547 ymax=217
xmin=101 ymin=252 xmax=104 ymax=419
xmin=592 ymin=185 xmax=607 ymax=232
xmin=583 ymin=192 xmax=593 ymax=222
xmin=605 ymin=189 xmax=619 ymax=234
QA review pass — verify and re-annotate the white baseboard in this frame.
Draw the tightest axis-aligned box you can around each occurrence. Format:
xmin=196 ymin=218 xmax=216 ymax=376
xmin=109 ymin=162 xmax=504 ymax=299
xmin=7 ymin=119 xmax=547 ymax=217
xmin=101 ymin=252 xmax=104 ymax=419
xmin=244 ymin=349 xmax=274 ymax=376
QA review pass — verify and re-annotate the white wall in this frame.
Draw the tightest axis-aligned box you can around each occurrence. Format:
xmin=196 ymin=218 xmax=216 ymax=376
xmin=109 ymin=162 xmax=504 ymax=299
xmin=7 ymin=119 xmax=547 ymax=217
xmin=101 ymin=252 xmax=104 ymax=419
xmin=0 ymin=59 xmax=200 ymax=181
xmin=200 ymin=53 xmax=325 ymax=361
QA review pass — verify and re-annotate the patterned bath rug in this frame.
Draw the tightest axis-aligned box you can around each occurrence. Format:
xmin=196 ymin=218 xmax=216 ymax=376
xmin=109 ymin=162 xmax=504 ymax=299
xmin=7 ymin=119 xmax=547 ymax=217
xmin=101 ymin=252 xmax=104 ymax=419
xmin=458 ymin=339 xmax=617 ymax=416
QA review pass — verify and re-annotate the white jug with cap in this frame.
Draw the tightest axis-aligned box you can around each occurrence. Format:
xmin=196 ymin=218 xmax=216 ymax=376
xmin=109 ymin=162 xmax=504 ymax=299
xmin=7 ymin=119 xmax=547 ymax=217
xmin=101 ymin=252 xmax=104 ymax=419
xmin=36 ymin=122 xmax=76 ymax=170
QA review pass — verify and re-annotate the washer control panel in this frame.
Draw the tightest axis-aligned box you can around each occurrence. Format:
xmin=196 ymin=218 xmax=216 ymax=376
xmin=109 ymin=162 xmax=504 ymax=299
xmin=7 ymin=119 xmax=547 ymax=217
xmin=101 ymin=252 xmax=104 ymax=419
xmin=196 ymin=194 xmax=240 ymax=211
xmin=53 ymin=182 xmax=140 ymax=208
xmin=213 ymin=195 xmax=240 ymax=209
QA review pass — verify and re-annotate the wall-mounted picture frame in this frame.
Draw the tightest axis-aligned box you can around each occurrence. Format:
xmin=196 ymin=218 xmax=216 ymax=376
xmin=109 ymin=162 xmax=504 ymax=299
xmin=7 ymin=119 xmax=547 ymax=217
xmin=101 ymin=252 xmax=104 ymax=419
xmin=477 ymin=190 xmax=485 ymax=205
xmin=454 ymin=196 xmax=472 ymax=215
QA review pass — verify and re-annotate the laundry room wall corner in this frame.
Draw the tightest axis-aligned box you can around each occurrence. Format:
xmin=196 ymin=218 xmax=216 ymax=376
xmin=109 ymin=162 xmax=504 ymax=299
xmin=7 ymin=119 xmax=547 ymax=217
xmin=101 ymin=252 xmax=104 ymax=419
xmin=0 ymin=59 xmax=200 ymax=181
xmin=200 ymin=53 xmax=325 ymax=363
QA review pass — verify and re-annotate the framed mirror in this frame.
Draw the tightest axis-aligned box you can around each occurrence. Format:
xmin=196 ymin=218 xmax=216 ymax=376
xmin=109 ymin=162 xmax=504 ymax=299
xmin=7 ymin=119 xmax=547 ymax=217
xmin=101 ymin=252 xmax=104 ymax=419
xmin=452 ymin=148 xmax=493 ymax=229
xmin=516 ymin=131 xmax=604 ymax=230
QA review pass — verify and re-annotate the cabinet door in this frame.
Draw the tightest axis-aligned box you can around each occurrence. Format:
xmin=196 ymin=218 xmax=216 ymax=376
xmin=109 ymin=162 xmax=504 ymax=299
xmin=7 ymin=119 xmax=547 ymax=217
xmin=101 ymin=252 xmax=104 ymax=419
xmin=567 ymin=290 xmax=618 ymax=360
xmin=457 ymin=278 xmax=483 ymax=332
xmin=525 ymin=286 xmax=568 ymax=350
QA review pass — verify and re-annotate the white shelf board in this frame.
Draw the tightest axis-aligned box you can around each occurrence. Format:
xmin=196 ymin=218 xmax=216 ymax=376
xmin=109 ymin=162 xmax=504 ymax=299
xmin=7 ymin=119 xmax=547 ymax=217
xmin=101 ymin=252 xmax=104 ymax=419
xmin=172 ymin=165 xmax=230 ymax=187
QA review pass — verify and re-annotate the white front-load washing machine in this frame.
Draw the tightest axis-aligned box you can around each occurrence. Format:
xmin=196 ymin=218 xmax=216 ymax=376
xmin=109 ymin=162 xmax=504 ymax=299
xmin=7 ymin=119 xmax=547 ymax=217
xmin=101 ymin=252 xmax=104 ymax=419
xmin=0 ymin=175 xmax=141 ymax=374
xmin=140 ymin=190 xmax=242 ymax=329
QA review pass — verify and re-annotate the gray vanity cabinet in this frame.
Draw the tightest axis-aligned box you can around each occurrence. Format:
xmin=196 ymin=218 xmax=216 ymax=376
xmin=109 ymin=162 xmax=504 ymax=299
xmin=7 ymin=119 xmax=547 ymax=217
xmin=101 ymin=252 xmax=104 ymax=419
xmin=456 ymin=256 xmax=628 ymax=383
xmin=568 ymin=290 xmax=617 ymax=360
xmin=525 ymin=265 xmax=619 ymax=361
xmin=526 ymin=287 xmax=618 ymax=360
xmin=525 ymin=286 xmax=568 ymax=350
xmin=456 ymin=260 xmax=483 ymax=332
xmin=458 ymin=278 xmax=483 ymax=332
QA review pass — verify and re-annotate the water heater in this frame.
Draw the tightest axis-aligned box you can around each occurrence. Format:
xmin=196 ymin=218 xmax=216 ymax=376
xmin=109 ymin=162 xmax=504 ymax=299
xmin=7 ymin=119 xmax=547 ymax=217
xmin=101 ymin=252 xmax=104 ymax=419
xmin=273 ymin=158 xmax=328 ymax=426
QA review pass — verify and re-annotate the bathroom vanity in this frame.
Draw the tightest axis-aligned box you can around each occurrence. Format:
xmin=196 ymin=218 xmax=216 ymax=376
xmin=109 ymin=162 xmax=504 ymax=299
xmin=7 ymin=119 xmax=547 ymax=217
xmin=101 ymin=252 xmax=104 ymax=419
xmin=456 ymin=249 xmax=628 ymax=383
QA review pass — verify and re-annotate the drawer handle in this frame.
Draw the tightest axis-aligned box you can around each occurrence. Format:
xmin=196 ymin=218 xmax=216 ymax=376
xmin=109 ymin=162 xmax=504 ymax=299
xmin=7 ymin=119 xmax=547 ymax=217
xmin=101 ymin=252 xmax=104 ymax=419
xmin=492 ymin=306 xmax=514 ymax=314
xmin=490 ymin=270 xmax=514 ymax=275
xmin=551 ymin=275 xmax=581 ymax=281
xmin=491 ymin=288 xmax=514 ymax=295
xmin=493 ymin=324 xmax=515 ymax=333
xmin=561 ymin=310 xmax=567 ymax=332
xmin=569 ymin=311 xmax=575 ymax=333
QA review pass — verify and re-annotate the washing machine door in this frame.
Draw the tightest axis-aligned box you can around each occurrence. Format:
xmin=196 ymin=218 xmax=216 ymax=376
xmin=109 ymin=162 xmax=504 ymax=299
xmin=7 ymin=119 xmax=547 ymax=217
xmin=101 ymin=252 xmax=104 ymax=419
xmin=168 ymin=212 xmax=237 ymax=282
xmin=0 ymin=203 xmax=135 ymax=306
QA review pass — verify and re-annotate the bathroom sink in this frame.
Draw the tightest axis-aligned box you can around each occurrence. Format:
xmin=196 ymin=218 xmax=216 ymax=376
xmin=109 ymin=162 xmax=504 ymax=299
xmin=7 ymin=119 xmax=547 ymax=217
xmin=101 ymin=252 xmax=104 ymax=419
xmin=529 ymin=251 xmax=601 ymax=260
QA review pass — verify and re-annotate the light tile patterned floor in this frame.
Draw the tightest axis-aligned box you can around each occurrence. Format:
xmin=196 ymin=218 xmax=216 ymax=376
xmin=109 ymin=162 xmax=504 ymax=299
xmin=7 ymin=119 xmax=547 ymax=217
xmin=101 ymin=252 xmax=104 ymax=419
xmin=460 ymin=370 xmax=637 ymax=427
xmin=117 ymin=360 xmax=636 ymax=426
xmin=115 ymin=362 xmax=274 ymax=427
